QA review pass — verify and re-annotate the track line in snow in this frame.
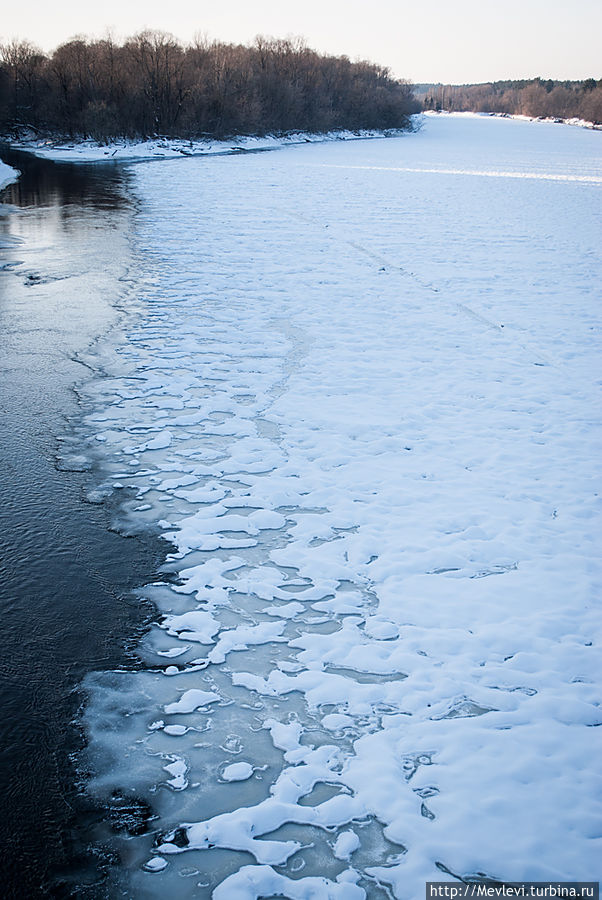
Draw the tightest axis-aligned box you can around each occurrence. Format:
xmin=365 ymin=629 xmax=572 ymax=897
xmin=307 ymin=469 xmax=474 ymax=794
xmin=276 ymin=205 xmax=558 ymax=370
xmin=310 ymin=163 xmax=602 ymax=185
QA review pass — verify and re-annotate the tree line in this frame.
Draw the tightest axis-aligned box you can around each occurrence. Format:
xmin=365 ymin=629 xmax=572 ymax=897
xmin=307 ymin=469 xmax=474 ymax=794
xmin=0 ymin=32 xmax=419 ymax=141
xmin=418 ymin=78 xmax=602 ymax=124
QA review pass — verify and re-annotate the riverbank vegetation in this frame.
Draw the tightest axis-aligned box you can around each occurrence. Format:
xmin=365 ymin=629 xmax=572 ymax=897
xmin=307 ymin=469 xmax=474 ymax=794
xmin=0 ymin=32 xmax=419 ymax=141
xmin=417 ymin=78 xmax=602 ymax=124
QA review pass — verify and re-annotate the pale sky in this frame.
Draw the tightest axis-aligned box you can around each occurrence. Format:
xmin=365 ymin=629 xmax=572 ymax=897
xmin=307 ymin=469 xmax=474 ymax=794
xmin=2 ymin=0 xmax=601 ymax=84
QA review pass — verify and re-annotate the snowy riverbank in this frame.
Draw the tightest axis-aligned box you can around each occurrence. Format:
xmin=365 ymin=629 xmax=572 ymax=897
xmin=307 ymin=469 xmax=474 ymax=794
xmin=425 ymin=108 xmax=602 ymax=130
xmin=6 ymin=127 xmax=413 ymax=164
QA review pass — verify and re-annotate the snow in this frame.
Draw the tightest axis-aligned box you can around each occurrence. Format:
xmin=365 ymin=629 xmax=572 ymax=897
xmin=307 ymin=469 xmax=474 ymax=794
xmin=144 ymin=857 xmax=168 ymax=873
xmin=212 ymin=866 xmax=365 ymax=900
xmin=333 ymin=830 xmax=361 ymax=860
xmin=11 ymin=128 xmax=408 ymax=163
xmin=79 ymin=114 xmax=602 ymax=897
xmin=221 ymin=762 xmax=255 ymax=782
xmin=0 ymin=160 xmax=19 ymax=190
xmin=425 ymin=108 xmax=602 ymax=132
xmin=163 ymin=689 xmax=220 ymax=714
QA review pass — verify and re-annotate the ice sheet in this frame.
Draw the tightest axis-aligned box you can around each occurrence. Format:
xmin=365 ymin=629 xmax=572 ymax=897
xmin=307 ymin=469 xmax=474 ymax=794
xmin=79 ymin=114 xmax=602 ymax=897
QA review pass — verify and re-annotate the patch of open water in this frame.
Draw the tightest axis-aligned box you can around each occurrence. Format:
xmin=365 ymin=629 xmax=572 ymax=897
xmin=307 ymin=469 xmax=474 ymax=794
xmin=0 ymin=147 xmax=165 ymax=897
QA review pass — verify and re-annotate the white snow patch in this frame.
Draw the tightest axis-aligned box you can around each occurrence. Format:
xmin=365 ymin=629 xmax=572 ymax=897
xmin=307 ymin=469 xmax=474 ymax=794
xmin=212 ymin=865 xmax=365 ymax=899
xmin=163 ymin=689 xmax=220 ymax=714
xmin=0 ymin=160 xmax=19 ymax=190
xmin=221 ymin=762 xmax=254 ymax=782
xmin=333 ymin=829 xmax=361 ymax=860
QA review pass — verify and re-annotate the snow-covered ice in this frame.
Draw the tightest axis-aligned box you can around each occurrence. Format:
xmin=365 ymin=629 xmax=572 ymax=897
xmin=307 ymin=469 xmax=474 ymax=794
xmin=78 ymin=114 xmax=601 ymax=897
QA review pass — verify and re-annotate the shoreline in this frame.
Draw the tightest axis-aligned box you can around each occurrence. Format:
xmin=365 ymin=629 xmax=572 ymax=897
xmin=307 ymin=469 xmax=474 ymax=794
xmin=424 ymin=108 xmax=602 ymax=130
xmin=3 ymin=111 xmax=599 ymax=169
xmin=3 ymin=125 xmax=416 ymax=165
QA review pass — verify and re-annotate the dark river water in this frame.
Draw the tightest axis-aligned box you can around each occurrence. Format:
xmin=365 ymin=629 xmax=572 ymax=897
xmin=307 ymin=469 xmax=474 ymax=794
xmin=0 ymin=147 xmax=164 ymax=897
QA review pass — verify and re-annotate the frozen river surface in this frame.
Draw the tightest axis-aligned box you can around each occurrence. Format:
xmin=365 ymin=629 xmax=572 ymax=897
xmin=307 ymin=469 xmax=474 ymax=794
xmin=80 ymin=115 xmax=601 ymax=897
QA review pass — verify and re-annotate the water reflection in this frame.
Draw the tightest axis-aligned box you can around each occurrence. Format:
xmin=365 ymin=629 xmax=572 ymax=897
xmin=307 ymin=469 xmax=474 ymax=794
xmin=0 ymin=144 xmax=128 ymax=214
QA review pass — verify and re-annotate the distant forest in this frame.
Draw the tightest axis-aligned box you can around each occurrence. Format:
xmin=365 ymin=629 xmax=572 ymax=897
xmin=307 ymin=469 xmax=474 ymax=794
xmin=417 ymin=79 xmax=602 ymax=124
xmin=0 ymin=32 xmax=419 ymax=141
